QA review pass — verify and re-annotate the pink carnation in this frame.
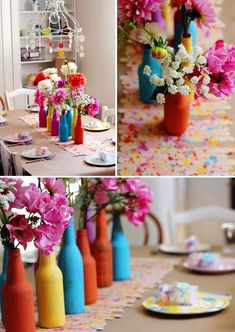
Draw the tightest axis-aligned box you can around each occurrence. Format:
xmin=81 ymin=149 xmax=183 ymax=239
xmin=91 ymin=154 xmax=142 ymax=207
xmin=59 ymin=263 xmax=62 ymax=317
xmin=190 ymin=0 xmax=216 ymax=30
xmin=7 ymin=215 xmax=35 ymax=250
xmin=42 ymin=178 xmax=66 ymax=195
xmin=118 ymin=0 xmax=164 ymax=25
xmin=34 ymin=89 xmax=46 ymax=107
xmin=84 ymin=97 xmax=100 ymax=117
xmin=94 ymin=191 xmax=109 ymax=205
xmin=101 ymin=178 xmax=118 ymax=192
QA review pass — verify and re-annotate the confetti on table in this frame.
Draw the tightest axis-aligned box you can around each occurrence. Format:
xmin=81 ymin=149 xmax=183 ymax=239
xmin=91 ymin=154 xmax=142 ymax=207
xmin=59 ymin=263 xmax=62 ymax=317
xmin=19 ymin=114 xmax=114 ymax=156
xmin=0 ymin=257 xmax=176 ymax=332
xmin=118 ymin=0 xmax=235 ymax=176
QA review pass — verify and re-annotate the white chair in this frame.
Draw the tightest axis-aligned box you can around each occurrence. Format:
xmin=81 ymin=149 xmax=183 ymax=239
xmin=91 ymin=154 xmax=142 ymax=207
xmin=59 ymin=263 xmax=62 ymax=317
xmin=101 ymin=105 xmax=116 ymax=125
xmin=0 ymin=140 xmax=23 ymax=175
xmin=5 ymin=88 xmax=35 ymax=111
xmin=168 ymin=206 xmax=235 ymax=244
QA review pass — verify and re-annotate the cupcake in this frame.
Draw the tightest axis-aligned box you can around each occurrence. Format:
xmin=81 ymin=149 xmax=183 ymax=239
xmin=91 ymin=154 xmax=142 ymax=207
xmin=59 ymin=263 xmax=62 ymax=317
xmin=18 ymin=131 xmax=30 ymax=140
xmin=157 ymin=282 xmax=198 ymax=306
xmin=187 ymin=252 xmax=219 ymax=268
xmin=34 ymin=146 xmax=49 ymax=157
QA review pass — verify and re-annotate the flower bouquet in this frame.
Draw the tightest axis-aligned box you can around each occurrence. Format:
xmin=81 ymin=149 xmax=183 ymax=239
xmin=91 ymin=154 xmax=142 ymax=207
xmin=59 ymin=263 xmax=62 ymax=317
xmin=143 ymin=35 xmax=235 ymax=135
xmin=0 ymin=178 xmax=73 ymax=330
xmin=34 ymin=62 xmax=100 ymax=144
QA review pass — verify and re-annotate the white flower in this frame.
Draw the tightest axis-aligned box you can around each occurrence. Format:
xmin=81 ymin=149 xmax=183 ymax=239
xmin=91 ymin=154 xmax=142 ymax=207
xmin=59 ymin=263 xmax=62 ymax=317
xmin=194 ymin=46 xmax=203 ymax=57
xmin=166 ymin=77 xmax=174 ymax=86
xmin=203 ymin=75 xmax=210 ymax=85
xmin=190 ymin=76 xmax=200 ymax=85
xmin=200 ymin=85 xmax=209 ymax=96
xmin=171 ymin=61 xmax=180 ymax=70
xmin=38 ymin=79 xmax=52 ymax=91
xmin=168 ymin=85 xmax=178 ymax=94
xmin=61 ymin=62 xmax=78 ymax=75
xmin=143 ymin=65 xmax=151 ymax=77
xmin=182 ymin=64 xmax=194 ymax=74
xmin=176 ymin=78 xmax=184 ymax=86
xmin=178 ymin=85 xmax=190 ymax=95
xmin=145 ymin=22 xmax=167 ymax=40
xmin=169 ymin=69 xmax=180 ymax=79
xmin=150 ymin=74 xmax=165 ymax=86
xmin=167 ymin=46 xmax=174 ymax=54
xmin=130 ymin=28 xmax=151 ymax=45
xmin=156 ymin=93 xmax=165 ymax=104
xmin=197 ymin=55 xmax=207 ymax=65
xmin=50 ymin=74 xmax=61 ymax=83
xmin=43 ymin=67 xmax=58 ymax=75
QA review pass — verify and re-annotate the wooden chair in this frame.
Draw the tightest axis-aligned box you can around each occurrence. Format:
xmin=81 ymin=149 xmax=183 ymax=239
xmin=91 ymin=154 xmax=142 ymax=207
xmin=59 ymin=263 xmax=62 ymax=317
xmin=168 ymin=206 xmax=235 ymax=244
xmin=0 ymin=140 xmax=23 ymax=175
xmin=107 ymin=211 xmax=163 ymax=246
xmin=101 ymin=105 xmax=116 ymax=125
xmin=0 ymin=96 xmax=6 ymax=111
xmin=5 ymin=88 xmax=35 ymax=110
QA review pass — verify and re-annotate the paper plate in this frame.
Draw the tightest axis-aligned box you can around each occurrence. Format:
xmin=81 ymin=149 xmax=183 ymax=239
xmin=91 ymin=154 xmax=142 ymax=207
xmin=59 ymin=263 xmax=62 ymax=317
xmin=183 ymin=257 xmax=235 ymax=274
xmin=85 ymin=153 xmax=115 ymax=166
xmin=21 ymin=148 xmax=51 ymax=160
xmin=4 ymin=134 xmax=32 ymax=144
xmin=83 ymin=122 xmax=111 ymax=132
xmin=143 ymin=292 xmax=230 ymax=315
xmin=159 ymin=243 xmax=211 ymax=255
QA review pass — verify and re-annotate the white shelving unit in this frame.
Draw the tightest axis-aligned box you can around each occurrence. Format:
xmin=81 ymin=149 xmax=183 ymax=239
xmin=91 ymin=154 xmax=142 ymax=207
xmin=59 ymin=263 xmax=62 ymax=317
xmin=18 ymin=0 xmax=77 ymax=87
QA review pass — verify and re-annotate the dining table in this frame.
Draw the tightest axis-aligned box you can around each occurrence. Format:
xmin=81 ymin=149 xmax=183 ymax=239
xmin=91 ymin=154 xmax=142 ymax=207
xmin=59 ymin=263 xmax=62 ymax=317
xmin=23 ymin=246 xmax=235 ymax=332
xmin=0 ymin=109 xmax=116 ymax=176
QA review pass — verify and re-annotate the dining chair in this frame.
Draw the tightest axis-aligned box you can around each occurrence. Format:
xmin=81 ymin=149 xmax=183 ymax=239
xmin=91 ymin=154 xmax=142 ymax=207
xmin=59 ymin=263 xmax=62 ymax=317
xmin=0 ymin=141 xmax=23 ymax=175
xmin=0 ymin=96 xmax=6 ymax=111
xmin=168 ymin=206 xmax=235 ymax=244
xmin=101 ymin=106 xmax=116 ymax=125
xmin=5 ymin=88 xmax=35 ymax=111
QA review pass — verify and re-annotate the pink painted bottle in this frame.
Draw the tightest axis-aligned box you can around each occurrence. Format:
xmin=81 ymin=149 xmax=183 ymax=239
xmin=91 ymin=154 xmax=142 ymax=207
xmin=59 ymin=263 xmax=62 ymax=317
xmin=39 ymin=105 xmax=47 ymax=128
xmin=51 ymin=110 xmax=60 ymax=136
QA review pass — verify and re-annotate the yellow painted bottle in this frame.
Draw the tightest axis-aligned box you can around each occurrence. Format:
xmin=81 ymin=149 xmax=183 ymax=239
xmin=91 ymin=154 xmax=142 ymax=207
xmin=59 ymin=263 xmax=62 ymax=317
xmin=72 ymin=106 xmax=78 ymax=140
xmin=36 ymin=252 xmax=65 ymax=328
xmin=47 ymin=104 xmax=54 ymax=132
xmin=181 ymin=33 xmax=194 ymax=101
xmin=162 ymin=0 xmax=172 ymax=35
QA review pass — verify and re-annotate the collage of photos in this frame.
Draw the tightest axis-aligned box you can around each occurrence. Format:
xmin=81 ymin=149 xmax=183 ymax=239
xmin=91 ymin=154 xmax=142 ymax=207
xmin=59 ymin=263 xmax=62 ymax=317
xmin=0 ymin=0 xmax=235 ymax=332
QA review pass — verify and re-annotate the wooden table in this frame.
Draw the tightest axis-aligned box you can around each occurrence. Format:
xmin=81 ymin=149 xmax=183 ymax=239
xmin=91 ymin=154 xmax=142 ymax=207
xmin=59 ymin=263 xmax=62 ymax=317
xmin=0 ymin=110 xmax=116 ymax=176
xmin=106 ymin=247 xmax=235 ymax=332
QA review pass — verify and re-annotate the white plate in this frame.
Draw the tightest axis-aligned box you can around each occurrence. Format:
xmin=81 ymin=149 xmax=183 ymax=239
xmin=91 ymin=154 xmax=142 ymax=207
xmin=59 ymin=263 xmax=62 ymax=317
xmin=85 ymin=153 xmax=115 ymax=166
xmin=21 ymin=148 xmax=51 ymax=159
xmin=27 ymin=105 xmax=39 ymax=113
xmin=83 ymin=122 xmax=111 ymax=132
xmin=159 ymin=243 xmax=211 ymax=255
xmin=183 ymin=257 xmax=235 ymax=274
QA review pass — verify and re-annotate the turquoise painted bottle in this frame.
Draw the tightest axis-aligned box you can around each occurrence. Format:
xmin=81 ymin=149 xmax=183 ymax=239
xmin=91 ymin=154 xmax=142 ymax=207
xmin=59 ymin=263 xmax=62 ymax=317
xmin=0 ymin=247 xmax=8 ymax=324
xmin=174 ymin=20 xmax=197 ymax=53
xmin=58 ymin=217 xmax=85 ymax=314
xmin=66 ymin=109 xmax=73 ymax=137
xmin=138 ymin=45 xmax=162 ymax=104
xmin=111 ymin=214 xmax=131 ymax=281
xmin=59 ymin=111 xmax=69 ymax=142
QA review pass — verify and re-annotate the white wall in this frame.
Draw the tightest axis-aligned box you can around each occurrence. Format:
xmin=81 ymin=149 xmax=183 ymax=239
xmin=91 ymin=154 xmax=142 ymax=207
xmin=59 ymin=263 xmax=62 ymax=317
xmin=76 ymin=0 xmax=116 ymax=108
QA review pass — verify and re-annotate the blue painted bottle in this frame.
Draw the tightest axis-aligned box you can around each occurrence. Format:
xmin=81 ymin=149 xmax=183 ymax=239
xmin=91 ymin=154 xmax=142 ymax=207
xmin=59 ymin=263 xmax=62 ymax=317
xmin=58 ymin=217 xmax=85 ymax=314
xmin=59 ymin=111 xmax=69 ymax=142
xmin=66 ymin=109 xmax=73 ymax=137
xmin=0 ymin=247 xmax=8 ymax=324
xmin=111 ymin=214 xmax=131 ymax=281
xmin=138 ymin=45 xmax=162 ymax=104
xmin=174 ymin=20 xmax=197 ymax=53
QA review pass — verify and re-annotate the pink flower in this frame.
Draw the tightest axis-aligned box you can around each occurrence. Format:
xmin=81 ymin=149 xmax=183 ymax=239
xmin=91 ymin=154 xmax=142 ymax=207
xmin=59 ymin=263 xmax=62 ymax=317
xmin=84 ymin=97 xmax=100 ymax=117
xmin=34 ymin=89 xmax=46 ymax=107
xmin=42 ymin=178 xmax=66 ymax=195
xmin=94 ymin=191 xmax=109 ymax=205
xmin=0 ymin=178 xmax=26 ymax=211
xmin=204 ymin=40 xmax=235 ymax=98
xmin=101 ymin=178 xmax=118 ymax=192
xmin=190 ymin=0 xmax=216 ymax=30
xmin=118 ymin=0 xmax=165 ymax=25
xmin=7 ymin=215 xmax=35 ymax=250
xmin=34 ymin=224 xmax=63 ymax=256
xmin=53 ymin=88 xmax=68 ymax=105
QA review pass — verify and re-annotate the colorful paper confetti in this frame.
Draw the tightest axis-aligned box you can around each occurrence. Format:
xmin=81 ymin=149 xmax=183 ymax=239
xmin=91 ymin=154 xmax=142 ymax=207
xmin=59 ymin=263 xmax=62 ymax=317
xmin=118 ymin=0 xmax=235 ymax=176
xmin=19 ymin=114 xmax=114 ymax=156
xmin=0 ymin=257 xmax=176 ymax=332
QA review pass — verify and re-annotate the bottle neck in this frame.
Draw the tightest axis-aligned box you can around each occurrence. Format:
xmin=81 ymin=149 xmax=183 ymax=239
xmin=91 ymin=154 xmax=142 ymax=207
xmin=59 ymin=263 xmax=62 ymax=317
xmin=61 ymin=113 xmax=67 ymax=123
xmin=6 ymin=249 xmax=26 ymax=284
xmin=77 ymin=229 xmax=91 ymax=255
xmin=96 ymin=209 xmax=108 ymax=239
xmin=76 ymin=114 xmax=82 ymax=127
xmin=111 ymin=214 xmax=124 ymax=241
xmin=39 ymin=252 xmax=57 ymax=268
xmin=63 ymin=217 xmax=76 ymax=245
